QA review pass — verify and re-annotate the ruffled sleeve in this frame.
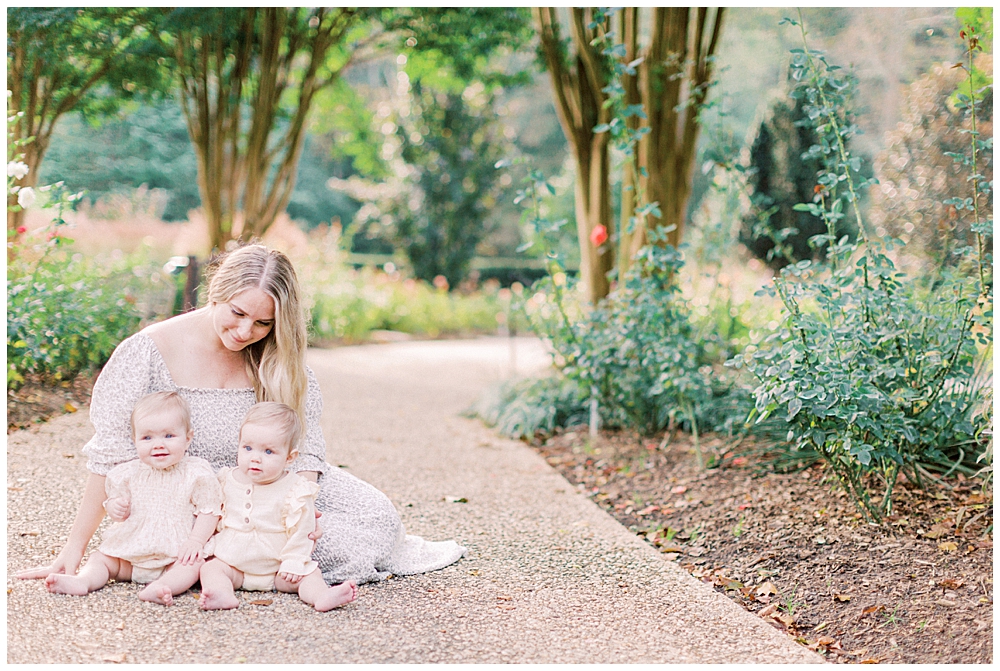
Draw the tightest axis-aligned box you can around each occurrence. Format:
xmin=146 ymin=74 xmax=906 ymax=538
xmin=289 ymin=367 xmax=328 ymax=476
xmin=82 ymin=334 xmax=169 ymax=476
xmin=187 ymin=457 xmax=223 ymax=516
xmin=277 ymin=475 xmax=320 ymax=576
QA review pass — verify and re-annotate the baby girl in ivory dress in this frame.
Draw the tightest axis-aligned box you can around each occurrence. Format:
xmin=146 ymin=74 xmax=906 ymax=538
xmin=199 ymin=402 xmax=357 ymax=612
xmin=46 ymin=391 xmax=222 ymax=605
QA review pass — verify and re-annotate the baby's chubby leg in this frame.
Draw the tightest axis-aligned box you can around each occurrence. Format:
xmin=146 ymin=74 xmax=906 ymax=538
xmin=198 ymin=558 xmax=243 ymax=610
xmin=276 ymin=569 xmax=357 ymax=612
xmin=138 ymin=558 xmax=204 ymax=606
xmin=45 ymin=552 xmax=132 ymax=596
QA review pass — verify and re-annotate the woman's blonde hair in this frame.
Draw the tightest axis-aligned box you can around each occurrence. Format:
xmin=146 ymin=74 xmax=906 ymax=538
xmin=240 ymin=402 xmax=302 ymax=455
xmin=205 ymin=244 xmax=308 ymax=425
xmin=131 ymin=391 xmax=192 ymax=439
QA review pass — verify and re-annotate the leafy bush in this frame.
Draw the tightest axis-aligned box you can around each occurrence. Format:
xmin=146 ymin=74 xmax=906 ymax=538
xmin=7 ymin=223 xmax=172 ymax=389
xmin=296 ymin=230 xmax=507 ymax=343
xmin=472 ymin=375 xmax=589 ymax=441
xmin=731 ymin=16 xmax=993 ymax=521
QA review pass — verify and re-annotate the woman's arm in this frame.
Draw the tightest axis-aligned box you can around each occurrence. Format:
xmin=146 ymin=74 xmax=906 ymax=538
xmin=16 ymin=472 xmax=107 ymax=579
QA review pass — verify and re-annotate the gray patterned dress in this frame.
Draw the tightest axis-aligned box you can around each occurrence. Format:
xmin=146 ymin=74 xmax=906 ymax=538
xmin=82 ymin=333 xmax=466 ymax=585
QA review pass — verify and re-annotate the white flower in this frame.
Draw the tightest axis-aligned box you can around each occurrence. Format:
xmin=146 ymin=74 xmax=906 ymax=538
xmin=7 ymin=161 xmax=29 ymax=179
xmin=17 ymin=186 xmax=36 ymax=209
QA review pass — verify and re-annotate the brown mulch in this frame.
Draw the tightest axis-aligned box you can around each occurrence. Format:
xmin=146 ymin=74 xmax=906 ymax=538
xmin=533 ymin=427 xmax=993 ymax=664
xmin=7 ymin=372 xmax=97 ymax=433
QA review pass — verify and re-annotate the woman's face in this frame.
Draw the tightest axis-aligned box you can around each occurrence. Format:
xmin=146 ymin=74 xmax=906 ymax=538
xmin=212 ymin=288 xmax=276 ymax=352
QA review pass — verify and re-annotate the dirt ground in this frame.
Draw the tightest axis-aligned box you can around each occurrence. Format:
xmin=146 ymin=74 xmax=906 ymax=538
xmin=7 ymin=373 xmax=96 ymax=433
xmin=533 ymin=428 xmax=993 ymax=664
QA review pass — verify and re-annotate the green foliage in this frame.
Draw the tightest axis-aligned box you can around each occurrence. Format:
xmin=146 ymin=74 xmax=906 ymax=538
xmin=740 ymin=95 xmax=855 ymax=268
xmin=298 ymin=233 xmax=506 ymax=343
xmin=39 ymin=102 xmax=199 ymax=221
xmin=6 ymin=205 xmax=170 ymax=389
xmin=474 ymin=376 xmax=590 ymax=441
xmin=732 ymin=16 xmax=993 ymax=522
xmin=385 ymin=81 xmax=513 ymax=286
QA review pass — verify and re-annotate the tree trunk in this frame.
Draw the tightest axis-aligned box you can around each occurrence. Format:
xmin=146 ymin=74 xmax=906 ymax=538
xmin=638 ymin=7 xmax=725 ymax=253
xmin=173 ymin=8 xmax=356 ymax=251
xmin=535 ymin=7 xmax=614 ymax=304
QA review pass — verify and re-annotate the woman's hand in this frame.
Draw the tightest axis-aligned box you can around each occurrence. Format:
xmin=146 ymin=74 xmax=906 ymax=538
xmin=176 ymin=539 xmax=204 ymax=566
xmin=15 ymin=549 xmax=83 ymax=580
xmin=103 ymin=497 xmax=130 ymax=522
xmin=308 ymin=510 xmax=323 ymax=542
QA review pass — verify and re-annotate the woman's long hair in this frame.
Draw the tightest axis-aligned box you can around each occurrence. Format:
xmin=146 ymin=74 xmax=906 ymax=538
xmin=204 ymin=244 xmax=308 ymax=425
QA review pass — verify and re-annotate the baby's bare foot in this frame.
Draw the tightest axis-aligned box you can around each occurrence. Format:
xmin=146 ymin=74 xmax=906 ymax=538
xmin=138 ymin=582 xmax=174 ymax=606
xmin=313 ymin=581 xmax=357 ymax=612
xmin=44 ymin=573 xmax=89 ymax=596
xmin=198 ymin=587 xmax=239 ymax=610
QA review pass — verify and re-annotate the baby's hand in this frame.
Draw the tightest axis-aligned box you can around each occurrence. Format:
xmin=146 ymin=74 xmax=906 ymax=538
xmin=104 ymin=497 xmax=130 ymax=522
xmin=176 ymin=539 xmax=204 ymax=566
xmin=277 ymin=571 xmax=303 ymax=585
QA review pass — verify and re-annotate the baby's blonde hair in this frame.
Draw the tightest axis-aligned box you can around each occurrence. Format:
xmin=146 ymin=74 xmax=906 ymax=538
xmin=130 ymin=391 xmax=192 ymax=440
xmin=240 ymin=402 xmax=302 ymax=456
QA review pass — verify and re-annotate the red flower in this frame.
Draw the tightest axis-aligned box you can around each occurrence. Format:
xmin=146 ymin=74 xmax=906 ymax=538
xmin=589 ymin=224 xmax=608 ymax=247
xmin=16 ymin=226 xmax=26 ymax=234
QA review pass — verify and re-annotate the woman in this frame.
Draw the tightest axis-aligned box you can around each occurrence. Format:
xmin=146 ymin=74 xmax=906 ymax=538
xmin=18 ymin=244 xmax=465 ymax=586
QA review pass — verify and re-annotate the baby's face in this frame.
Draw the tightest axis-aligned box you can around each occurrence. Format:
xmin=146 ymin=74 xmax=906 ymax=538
xmin=237 ymin=422 xmax=296 ymax=485
xmin=133 ymin=408 xmax=191 ymax=470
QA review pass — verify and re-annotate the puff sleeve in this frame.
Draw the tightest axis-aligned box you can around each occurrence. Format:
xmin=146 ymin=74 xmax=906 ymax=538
xmin=289 ymin=367 xmax=328 ymax=476
xmin=104 ymin=460 xmax=139 ymax=501
xmin=277 ymin=475 xmax=321 ymax=576
xmin=82 ymin=334 xmax=169 ymax=476
xmin=188 ymin=457 xmax=224 ymax=516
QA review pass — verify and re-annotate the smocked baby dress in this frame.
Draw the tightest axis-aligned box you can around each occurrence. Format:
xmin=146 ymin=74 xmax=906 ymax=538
xmin=99 ymin=455 xmax=222 ymax=583
xmin=205 ymin=468 xmax=320 ymax=591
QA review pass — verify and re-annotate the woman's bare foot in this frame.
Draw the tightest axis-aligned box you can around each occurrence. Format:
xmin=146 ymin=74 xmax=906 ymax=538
xmin=138 ymin=582 xmax=174 ymax=606
xmin=44 ymin=573 xmax=90 ymax=596
xmin=313 ymin=581 xmax=357 ymax=612
xmin=198 ymin=587 xmax=239 ymax=610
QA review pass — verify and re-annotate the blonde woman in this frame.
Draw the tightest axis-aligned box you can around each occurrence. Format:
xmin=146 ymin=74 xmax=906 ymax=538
xmin=19 ymin=244 xmax=465 ymax=587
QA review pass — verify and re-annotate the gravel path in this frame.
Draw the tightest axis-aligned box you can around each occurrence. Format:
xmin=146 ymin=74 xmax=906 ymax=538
xmin=7 ymin=337 xmax=823 ymax=664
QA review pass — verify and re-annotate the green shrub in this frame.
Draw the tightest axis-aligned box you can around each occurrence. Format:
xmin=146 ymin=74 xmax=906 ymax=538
xmin=473 ymin=375 xmax=590 ymax=441
xmin=7 ymin=233 xmax=170 ymax=389
xmin=731 ymin=16 xmax=992 ymax=521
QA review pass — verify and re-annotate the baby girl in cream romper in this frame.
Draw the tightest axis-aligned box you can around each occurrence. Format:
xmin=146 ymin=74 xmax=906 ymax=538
xmin=206 ymin=466 xmax=319 ymax=591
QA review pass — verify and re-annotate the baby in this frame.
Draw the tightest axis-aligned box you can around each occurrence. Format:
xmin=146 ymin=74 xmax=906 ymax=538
xmin=46 ymin=391 xmax=222 ymax=605
xmin=198 ymin=402 xmax=357 ymax=612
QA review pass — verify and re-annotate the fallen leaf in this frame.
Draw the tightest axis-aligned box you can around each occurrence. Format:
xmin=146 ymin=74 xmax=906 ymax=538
xmin=775 ymin=613 xmax=796 ymax=627
xmin=934 ymin=599 xmax=957 ymax=608
xmin=496 ymin=604 xmax=516 ymax=611
xmin=662 ymin=552 xmax=679 ymax=561
xmin=496 ymin=594 xmax=512 ymax=601
xmin=443 ymin=496 xmax=468 ymax=503
xmin=467 ymin=569 xmax=480 ymax=576
xmin=115 ymin=621 xmax=125 ymax=631
xmin=861 ymin=659 xmax=880 ymax=664
xmin=660 ymin=545 xmax=684 ymax=553
xmin=248 ymin=599 xmax=273 ymax=606
xmin=816 ymin=636 xmax=836 ymax=647
xmin=61 ymin=453 xmax=75 ymax=459
xmin=19 ymin=530 xmax=40 ymax=537
xmin=758 ymin=604 xmax=778 ymax=618
xmin=670 ymin=485 xmax=688 ymax=494
xmin=861 ymin=605 xmax=886 ymax=617
xmin=7 ymin=486 xmax=23 ymax=491
xmin=937 ymin=578 xmax=965 ymax=590
xmin=813 ymin=622 xmax=828 ymax=632
xmin=101 ymin=653 xmax=126 ymax=663
xmin=923 ymin=523 xmax=951 ymax=540
xmin=637 ymin=505 xmax=660 ymax=515
xmin=64 ymin=402 xmax=77 ymax=413
xmin=938 ymin=542 xmax=958 ymax=552
xmin=755 ymin=581 xmax=778 ymax=598
xmin=715 ymin=577 xmax=744 ymax=592
xmin=833 ymin=594 xmax=851 ymax=602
